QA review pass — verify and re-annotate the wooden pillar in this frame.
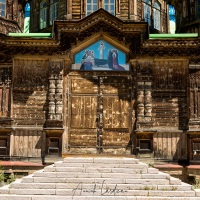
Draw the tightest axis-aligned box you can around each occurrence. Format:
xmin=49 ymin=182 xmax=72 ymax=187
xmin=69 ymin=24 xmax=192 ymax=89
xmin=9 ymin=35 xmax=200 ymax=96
xmin=116 ymin=0 xmax=120 ymax=18
xmin=137 ymin=82 xmax=145 ymax=123
xmin=9 ymin=131 xmax=14 ymax=156
xmin=62 ymin=59 xmax=71 ymax=155
xmin=67 ymin=0 xmax=72 ymax=19
xmin=129 ymin=0 xmax=137 ymax=20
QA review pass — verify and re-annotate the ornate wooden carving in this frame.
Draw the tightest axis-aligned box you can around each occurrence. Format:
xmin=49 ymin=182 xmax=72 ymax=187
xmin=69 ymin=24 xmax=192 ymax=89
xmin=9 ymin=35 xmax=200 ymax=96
xmin=136 ymin=60 xmax=153 ymax=130
xmin=189 ymin=69 xmax=200 ymax=130
xmin=0 ymin=65 xmax=12 ymax=119
xmin=46 ymin=60 xmax=64 ymax=128
xmin=0 ymin=17 xmax=21 ymax=35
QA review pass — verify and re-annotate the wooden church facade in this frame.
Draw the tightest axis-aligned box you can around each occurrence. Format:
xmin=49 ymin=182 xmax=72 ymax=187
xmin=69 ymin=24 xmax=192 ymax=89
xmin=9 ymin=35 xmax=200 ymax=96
xmin=0 ymin=1 xmax=200 ymax=163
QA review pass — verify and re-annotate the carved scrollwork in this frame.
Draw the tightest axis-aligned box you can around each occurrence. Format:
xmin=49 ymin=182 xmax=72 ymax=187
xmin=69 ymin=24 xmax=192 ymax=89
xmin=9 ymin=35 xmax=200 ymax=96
xmin=47 ymin=60 xmax=64 ymax=122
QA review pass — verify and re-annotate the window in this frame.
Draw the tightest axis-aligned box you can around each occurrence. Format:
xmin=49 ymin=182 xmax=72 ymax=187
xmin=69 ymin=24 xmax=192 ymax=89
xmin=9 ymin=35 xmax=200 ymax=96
xmin=144 ymin=0 xmax=151 ymax=26
xmin=50 ymin=0 xmax=58 ymax=25
xmin=0 ymin=0 xmax=6 ymax=17
xmin=86 ymin=0 xmax=115 ymax=16
xmin=169 ymin=5 xmax=176 ymax=34
xmin=104 ymin=0 xmax=115 ymax=15
xmin=198 ymin=0 xmax=200 ymax=18
xmin=24 ymin=3 xmax=30 ymax=33
xmin=40 ymin=1 xmax=47 ymax=29
xmin=86 ymin=0 xmax=98 ymax=15
xmin=153 ymin=1 xmax=160 ymax=30
xmin=139 ymin=139 xmax=151 ymax=151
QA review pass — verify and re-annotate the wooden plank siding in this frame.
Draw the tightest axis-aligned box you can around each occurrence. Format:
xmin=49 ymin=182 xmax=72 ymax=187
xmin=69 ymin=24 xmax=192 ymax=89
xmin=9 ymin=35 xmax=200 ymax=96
xmin=12 ymin=58 xmax=48 ymax=127
xmin=58 ymin=0 xmax=67 ymax=19
xmin=120 ymin=0 xmax=129 ymax=18
xmin=72 ymin=0 xmax=81 ymax=19
xmin=154 ymin=132 xmax=187 ymax=160
xmin=11 ymin=130 xmax=44 ymax=157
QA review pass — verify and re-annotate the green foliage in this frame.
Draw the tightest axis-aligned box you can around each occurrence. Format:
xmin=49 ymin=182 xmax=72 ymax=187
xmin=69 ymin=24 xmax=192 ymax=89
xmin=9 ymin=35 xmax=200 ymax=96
xmin=148 ymin=162 xmax=154 ymax=168
xmin=192 ymin=179 xmax=200 ymax=189
xmin=6 ymin=174 xmax=16 ymax=184
xmin=0 ymin=166 xmax=5 ymax=182
xmin=143 ymin=186 xmax=156 ymax=190
xmin=171 ymin=186 xmax=178 ymax=191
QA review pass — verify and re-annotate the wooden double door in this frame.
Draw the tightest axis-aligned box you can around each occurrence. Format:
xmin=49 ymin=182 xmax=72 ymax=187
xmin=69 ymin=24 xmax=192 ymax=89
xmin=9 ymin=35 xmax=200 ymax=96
xmin=68 ymin=74 xmax=133 ymax=154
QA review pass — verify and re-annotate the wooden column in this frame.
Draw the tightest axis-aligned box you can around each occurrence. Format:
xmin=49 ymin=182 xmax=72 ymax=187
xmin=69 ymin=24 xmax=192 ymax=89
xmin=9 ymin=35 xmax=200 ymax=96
xmin=62 ymin=59 xmax=71 ymax=155
xmin=67 ymin=0 xmax=72 ymax=19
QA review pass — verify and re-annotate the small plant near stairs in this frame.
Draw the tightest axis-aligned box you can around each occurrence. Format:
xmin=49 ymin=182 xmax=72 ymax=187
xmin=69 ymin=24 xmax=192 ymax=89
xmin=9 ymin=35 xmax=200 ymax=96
xmin=0 ymin=166 xmax=5 ymax=186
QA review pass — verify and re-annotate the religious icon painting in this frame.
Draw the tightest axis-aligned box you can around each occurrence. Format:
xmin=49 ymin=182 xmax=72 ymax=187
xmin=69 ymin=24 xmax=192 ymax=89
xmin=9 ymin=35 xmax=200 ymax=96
xmin=72 ymin=40 xmax=129 ymax=71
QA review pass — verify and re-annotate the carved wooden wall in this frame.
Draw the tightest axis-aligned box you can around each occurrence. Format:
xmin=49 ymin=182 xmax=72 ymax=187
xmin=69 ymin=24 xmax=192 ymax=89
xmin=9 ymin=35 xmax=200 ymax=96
xmin=152 ymin=59 xmax=188 ymax=130
xmin=68 ymin=73 xmax=133 ymax=154
xmin=13 ymin=58 xmax=48 ymax=127
xmin=189 ymin=69 xmax=200 ymax=130
xmin=0 ymin=0 xmax=24 ymax=35
xmin=0 ymin=57 xmax=194 ymax=159
xmin=29 ymin=0 xmax=168 ymax=33
xmin=134 ymin=60 xmax=153 ymax=130
xmin=9 ymin=58 xmax=49 ymax=157
xmin=11 ymin=130 xmax=45 ymax=157
xmin=46 ymin=60 xmax=64 ymax=128
xmin=153 ymin=132 xmax=187 ymax=160
xmin=0 ymin=66 xmax=12 ymax=118
xmin=134 ymin=59 xmax=188 ymax=159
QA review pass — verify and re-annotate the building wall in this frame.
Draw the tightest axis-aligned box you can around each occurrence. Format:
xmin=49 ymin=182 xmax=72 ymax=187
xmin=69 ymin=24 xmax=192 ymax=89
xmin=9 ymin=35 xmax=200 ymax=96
xmin=0 ymin=7 xmax=200 ymax=161
xmin=29 ymin=0 xmax=169 ymax=33
xmin=0 ymin=54 xmax=190 ymax=160
xmin=154 ymin=132 xmax=187 ymax=160
xmin=11 ymin=130 xmax=45 ymax=158
xmin=0 ymin=0 xmax=24 ymax=35
xmin=175 ymin=0 xmax=200 ymax=33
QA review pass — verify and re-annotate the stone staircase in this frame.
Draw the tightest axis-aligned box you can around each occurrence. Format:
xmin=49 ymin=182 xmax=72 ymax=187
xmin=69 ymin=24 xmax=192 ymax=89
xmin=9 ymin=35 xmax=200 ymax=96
xmin=0 ymin=156 xmax=200 ymax=200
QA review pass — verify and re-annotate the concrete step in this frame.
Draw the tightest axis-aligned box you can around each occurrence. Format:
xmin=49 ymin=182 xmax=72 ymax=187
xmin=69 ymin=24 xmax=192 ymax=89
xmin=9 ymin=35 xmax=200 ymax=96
xmin=9 ymin=182 xmax=192 ymax=191
xmin=4 ymin=189 xmax=196 ymax=197
xmin=21 ymin=177 xmax=171 ymax=184
xmin=63 ymin=157 xmax=140 ymax=164
xmin=54 ymin=161 xmax=147 ymax=169
xmin=0 ymin=156 xmax=198 ymax=199
xmin=31 ymin=172 xmax=169 ymax=180
xmin=0 ymin=195 xmax=200 ymax=200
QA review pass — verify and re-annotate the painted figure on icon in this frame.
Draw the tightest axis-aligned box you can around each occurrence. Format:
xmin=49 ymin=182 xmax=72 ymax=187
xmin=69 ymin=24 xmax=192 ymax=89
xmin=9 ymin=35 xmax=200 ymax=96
xmin=80 ymin=50 xmax=94 ymax=70
xmin=98 ymin=41 xmax=105 ymax=59
xmin=108 ymin=49 xmax=125 ymax=71
xmin=73 ymin=40 xmax=129 ymax=71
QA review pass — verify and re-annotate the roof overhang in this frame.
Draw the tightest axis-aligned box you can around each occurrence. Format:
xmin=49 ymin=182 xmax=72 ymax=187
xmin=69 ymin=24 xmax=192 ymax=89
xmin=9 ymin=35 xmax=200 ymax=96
xmin=53 ymin=9 xmax=149 ymax=50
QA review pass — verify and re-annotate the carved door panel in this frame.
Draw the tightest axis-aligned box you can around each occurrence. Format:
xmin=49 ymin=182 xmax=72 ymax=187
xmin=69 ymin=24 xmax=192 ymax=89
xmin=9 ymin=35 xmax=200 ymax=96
xmin=100 ymin=76 xmax=132 ymax=154
xmin=101 ymin=96 xmax=131 ymax=153
xmin=69 ymin=75 xmax=132 ymax=154
xmin=69 ymin=76 xmax=98 ymax=153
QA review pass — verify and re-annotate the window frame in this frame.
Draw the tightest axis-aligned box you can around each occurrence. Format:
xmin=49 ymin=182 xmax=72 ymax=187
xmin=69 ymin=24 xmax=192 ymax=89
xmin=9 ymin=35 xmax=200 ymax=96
xmin=86 ymin=0 xmax=98 ymax=16
xmin=40 ymin=0 xmax=47 ymax=30
xmin=153 ymin=0 xmax=161 ymax=31
xmin=0 ymin=0 xmax=6 ymax=17
xmin=104 ymin=0 xmax=115 ymax=15
xmin=86 ymin=0 xmax=115 ymax=16
xmin=143 ymin=0 xmax=152 ymax=26
xmin=197 ymin=0 xmax=200 ymax=18
xmin=50 ymin=0 xmax=58 ymax=25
